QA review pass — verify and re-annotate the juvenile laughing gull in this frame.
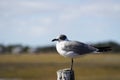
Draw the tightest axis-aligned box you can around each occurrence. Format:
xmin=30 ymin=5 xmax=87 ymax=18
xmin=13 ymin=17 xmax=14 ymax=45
xmin=52 ymin=34 xmax=111 ymax=70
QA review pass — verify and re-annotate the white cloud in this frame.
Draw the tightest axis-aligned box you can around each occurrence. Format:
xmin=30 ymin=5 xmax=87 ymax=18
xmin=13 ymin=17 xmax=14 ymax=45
xmin=39 ymin=17 xmax=53 ymax=25
xmin=0 ymin=0 xmax=61 ymax=16
xmin=15 ymin=26 xmax=48 ymax=38
xmin=1 ymin=0 xmax=120 ymax=19
xmin=20 ymin=1 xmax=58 ymax=11
xmin=59 ymin=2 xmax=120 ymax=22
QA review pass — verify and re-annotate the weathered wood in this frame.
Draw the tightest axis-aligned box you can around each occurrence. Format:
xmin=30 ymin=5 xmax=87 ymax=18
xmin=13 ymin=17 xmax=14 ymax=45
xmin=57 ymin=68 xmax=75 ymax=80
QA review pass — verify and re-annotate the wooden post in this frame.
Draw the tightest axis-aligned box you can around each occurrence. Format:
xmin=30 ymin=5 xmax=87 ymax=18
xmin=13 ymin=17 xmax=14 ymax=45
xmin=57 ymin=68 xmax=75 ymax=80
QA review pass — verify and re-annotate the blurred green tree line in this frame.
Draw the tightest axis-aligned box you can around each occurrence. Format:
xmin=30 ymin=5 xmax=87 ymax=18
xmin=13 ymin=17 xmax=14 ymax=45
xmin=0 ymin=41 xmax=120 ymax=54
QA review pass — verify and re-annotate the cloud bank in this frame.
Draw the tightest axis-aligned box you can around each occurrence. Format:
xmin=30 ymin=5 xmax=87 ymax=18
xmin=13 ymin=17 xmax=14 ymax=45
xmin=0 ymin=0 xmax=120 ymax=46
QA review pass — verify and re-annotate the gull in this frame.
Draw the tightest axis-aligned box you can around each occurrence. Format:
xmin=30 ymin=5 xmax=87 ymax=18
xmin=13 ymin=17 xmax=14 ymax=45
xmin=52 ymin=34 xmax=111 ymax=70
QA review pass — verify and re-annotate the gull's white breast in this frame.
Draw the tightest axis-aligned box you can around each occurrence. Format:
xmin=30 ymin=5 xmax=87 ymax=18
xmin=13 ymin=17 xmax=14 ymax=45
xmin=56 ymin=41 xmax=78 ymax=58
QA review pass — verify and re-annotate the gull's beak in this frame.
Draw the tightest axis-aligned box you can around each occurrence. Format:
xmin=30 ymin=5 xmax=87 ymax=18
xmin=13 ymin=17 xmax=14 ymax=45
xmin=52 ymin=39 xmax=58 ymax=42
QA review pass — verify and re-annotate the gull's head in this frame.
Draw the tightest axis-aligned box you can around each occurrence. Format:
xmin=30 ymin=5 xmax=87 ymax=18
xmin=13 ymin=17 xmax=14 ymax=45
xmin=52 ymin=34 xmax=68 ymax=42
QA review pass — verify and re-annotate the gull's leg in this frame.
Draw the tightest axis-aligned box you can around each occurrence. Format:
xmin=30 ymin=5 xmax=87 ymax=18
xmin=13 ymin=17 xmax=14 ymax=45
xmin=70 ymin=58 xmax=73 ymax=70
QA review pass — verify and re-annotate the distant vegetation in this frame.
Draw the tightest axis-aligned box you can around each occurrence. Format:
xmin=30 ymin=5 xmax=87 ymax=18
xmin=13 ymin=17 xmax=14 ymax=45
xmin=0 ymin=41 xmax=120 ymax=54
xmin=0 ymin=44 xmax=56 ymax=54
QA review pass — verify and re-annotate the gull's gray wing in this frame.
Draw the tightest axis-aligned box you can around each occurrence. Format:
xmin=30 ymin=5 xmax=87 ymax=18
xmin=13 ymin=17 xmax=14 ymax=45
xmin=63 ymin=41 xmax=97 ymax=55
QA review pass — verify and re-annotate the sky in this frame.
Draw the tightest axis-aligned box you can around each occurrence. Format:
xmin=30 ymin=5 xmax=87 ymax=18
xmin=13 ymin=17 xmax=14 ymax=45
xmin=0 ymin=0 xmax=120 ymax=47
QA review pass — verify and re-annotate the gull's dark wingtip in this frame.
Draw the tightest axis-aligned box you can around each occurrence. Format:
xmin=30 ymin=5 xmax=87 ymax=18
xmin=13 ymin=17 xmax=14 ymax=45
xmin=95 ymin=46 xmax=112 ymax=52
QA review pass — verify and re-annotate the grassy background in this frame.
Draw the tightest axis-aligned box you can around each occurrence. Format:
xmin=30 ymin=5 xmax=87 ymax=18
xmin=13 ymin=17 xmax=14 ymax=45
xmin=0 ymin=53 xmax=120 ymax=80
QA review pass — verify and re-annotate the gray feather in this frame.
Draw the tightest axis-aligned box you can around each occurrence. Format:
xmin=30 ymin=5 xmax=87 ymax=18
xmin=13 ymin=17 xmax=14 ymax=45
xmin=62 ymin=41 xmax=97 ymax=55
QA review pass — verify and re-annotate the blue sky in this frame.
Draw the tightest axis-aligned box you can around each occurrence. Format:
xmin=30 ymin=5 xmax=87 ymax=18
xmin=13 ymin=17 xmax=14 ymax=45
xmin=0 ymin=0 xmax=120 ymax=46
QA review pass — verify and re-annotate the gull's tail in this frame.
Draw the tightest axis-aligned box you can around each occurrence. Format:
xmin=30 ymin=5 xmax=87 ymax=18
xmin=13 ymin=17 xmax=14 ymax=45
xmin=95 ymin=46 xmax=112 ymax=52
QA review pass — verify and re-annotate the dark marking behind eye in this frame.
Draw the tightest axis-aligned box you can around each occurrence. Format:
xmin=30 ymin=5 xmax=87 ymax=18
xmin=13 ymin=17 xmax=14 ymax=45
xmin=59 ymin=35 xmax=67 ymax=40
